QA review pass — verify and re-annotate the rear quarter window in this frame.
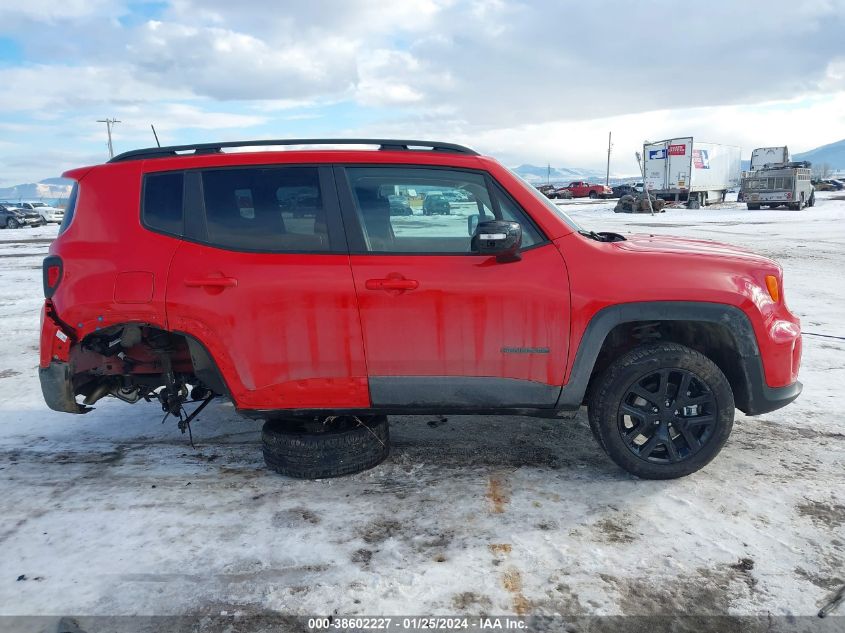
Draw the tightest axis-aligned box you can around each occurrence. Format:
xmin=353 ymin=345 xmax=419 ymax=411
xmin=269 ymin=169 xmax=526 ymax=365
xmin=142 ymin=172 xmax=185 ymax=236
xmin=57 ymin=183 xmax=79 ymax=236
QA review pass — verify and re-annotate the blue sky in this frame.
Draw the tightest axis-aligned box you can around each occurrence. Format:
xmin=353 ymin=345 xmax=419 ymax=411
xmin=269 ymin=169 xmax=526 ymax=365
xmin=0 ymin=0 xmax=844 ymax=184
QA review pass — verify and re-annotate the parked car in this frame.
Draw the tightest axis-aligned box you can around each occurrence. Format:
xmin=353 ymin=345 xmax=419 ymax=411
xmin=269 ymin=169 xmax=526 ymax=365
xmin=823 ymin=179 xmax=844 ymax=191
xmin=811 ymin=179 xmax=835 ymax=191
xmin=16 ymin=201 xmax=64 ymax=224
xmin=535 ymin=184 xmax=556 ymax=196
xmin=422 ymin=193 xmax=451 ymax=215
xmin=440 ymin=190 xmax=471 ymax=203
xmin=563 ymin=181 xmax=613 ymax=199
xmin=387 ymin=194 xmax=413 ymax=216
xmin=40 ymin=138 xmax=802 ymax=482
xmin=611 ymin=184 xmax=637 ymax=198
xmin=0 ymin=202 xmax=43 ymax=228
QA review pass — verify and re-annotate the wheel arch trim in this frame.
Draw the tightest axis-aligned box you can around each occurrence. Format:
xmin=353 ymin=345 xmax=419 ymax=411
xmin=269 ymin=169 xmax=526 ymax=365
xmin=556 ymin=301 xmax=800 ymax=415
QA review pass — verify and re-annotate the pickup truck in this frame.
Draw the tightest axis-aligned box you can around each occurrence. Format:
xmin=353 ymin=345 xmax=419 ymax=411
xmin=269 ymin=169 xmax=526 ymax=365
xmin=564 ymin=181 xmax=613 ymax=199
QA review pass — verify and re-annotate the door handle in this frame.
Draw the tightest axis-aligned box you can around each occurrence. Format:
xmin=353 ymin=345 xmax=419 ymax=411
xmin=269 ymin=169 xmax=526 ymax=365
xmin=184 ymin=277 xmax=238 ymax=289
xmin=365 ymin=277 xmax=419 ymax=292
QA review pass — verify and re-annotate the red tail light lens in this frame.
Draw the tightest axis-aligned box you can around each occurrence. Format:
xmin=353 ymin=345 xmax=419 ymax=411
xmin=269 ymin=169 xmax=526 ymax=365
xmin=47 ymin=266 xmax=60 ymax=287
xmin=43 ymin=256 xmax=63 ymax=298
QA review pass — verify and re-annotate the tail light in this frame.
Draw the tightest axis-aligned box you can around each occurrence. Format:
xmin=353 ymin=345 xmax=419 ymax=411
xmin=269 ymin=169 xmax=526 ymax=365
xmin=43 ymin=255 xmax=63 ymax=298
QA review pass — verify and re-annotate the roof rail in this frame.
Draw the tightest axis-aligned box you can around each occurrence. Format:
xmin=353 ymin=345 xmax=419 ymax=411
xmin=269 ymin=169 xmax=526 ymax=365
xmin=109 ymin=138 xmax=479 ymax=162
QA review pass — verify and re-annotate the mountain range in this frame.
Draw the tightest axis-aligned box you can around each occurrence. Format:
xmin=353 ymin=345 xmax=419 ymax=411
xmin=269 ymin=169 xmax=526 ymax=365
xmin=0 ymin=177 xmax=75 ymax=202
xmin=793 ymin=139 xmax=845 ymax=170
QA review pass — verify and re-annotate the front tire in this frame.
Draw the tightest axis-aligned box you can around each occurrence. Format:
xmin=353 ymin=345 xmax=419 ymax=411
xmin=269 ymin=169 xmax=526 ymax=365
xmin=588 ymin=343 xmax=734 ymax=479
xmin=589 ymin=191 xmax=598 ymax=199
xmin=7 ymin=218 xmax=20 ymax=229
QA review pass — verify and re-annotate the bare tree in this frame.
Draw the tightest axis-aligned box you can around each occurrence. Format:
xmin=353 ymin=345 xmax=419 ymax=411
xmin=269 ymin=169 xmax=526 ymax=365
xmin=812 ymin=162 xmax=832 ymax=179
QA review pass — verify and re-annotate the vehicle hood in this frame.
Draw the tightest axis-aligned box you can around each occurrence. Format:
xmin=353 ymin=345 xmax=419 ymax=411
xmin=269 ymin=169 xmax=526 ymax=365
xmin=615 ymin=234 xmax=776 ymax=266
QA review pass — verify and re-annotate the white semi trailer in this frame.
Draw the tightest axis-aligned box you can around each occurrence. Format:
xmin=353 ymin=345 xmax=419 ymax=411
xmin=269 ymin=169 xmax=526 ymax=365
xmin=643 ymin=137 xmax=742 ymax=208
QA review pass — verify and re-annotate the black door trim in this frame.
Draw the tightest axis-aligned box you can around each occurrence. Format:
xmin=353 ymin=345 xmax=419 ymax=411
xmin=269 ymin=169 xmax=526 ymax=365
xmin=369 ymin=376 xmax=561 ymax=408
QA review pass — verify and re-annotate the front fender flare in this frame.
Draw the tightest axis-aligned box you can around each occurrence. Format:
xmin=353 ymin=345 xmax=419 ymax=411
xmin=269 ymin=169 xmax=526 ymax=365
xmin=555 ymin=301 xmax=800 ymax=415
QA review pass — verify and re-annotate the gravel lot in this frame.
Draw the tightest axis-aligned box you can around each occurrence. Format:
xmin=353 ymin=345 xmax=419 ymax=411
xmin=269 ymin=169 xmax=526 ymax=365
xmin=0 ymin=194 xmax=843 ymax=630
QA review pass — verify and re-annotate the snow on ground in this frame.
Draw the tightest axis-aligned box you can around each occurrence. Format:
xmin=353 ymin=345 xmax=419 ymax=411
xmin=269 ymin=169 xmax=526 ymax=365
xmin=0 ymin=195 xmax=843 ymax=627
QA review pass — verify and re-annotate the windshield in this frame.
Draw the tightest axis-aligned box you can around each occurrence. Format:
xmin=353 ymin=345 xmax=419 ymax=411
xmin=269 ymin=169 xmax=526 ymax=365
xmin=505 ymin=167 xmax=583 ymax=231
xmin=30 ymin=202 xmax=46 ymax=207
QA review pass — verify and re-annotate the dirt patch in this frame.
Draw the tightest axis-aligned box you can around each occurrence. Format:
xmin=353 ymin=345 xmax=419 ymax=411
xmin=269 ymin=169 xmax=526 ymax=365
xmin=486 ymin=475 xmax=510 ymax=513
xmin=0 ymin=369 xmax=20 ymax=379
xmin=489 ymin=543 xmax=512 ymax=555
xmin=49 ymin=449 xmax=125 ymax=465
xmin=601 ymin=560 xmax=759 ymax=617
xmin=360 ymin=518 xmax=402 ymax=544
xmin=593 ymin=515 xmax=636 ymax=544
xmin=389 ymin=440 xmax=565 ymax=468
xmin=501 ymin=567 xmax=530 ymax=616
xmin=351 ymin=548 xmax=373 ymax=566
xmin=795 ymin=566 xmax=844 ymax=592
xmin=272 ymin=507 xmax=321 ymax=528
xmin=452 ymin=591 xmax=492 ymax=610
xmin=796 ymin=499 xmax=845 ymax=529
xmin=413 ymin=530 xmax=452 ymax=553
xmin=730 ymin=557 xmax=755 ymax=572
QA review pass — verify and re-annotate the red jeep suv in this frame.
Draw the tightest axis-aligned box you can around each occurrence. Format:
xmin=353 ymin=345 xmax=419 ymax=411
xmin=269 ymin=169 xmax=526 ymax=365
xmin=39 ymin=139 xmax=802 ymax=479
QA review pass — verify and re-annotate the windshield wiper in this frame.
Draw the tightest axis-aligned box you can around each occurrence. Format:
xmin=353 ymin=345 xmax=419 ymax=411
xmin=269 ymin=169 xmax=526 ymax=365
xmin=578 ymin=230 xmax=626 ymax=242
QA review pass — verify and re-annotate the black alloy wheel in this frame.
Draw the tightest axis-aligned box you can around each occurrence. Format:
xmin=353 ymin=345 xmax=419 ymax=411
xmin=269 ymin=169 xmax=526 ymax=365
xmin=588 ymin=343 xmax=735 ymax=479
xmin=617 ymin=368 xmax=718 ymax=464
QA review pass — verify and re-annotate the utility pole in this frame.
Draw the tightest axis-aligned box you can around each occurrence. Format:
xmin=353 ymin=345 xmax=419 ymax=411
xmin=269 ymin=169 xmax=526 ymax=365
xmin=96 ymin=118 xmax=121 ymax=158
xmin=605 ymin=131 xmax=612 ymax=187
xmin=635 ymin=151 xmax=655 ymax=216
xmin=547 ymin=163 xmax=551 ymax=185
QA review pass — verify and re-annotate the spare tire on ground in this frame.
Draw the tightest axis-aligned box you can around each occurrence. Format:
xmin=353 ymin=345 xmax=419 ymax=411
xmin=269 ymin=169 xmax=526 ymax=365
xmin=262 ymin=415 xmax=389 ymax=479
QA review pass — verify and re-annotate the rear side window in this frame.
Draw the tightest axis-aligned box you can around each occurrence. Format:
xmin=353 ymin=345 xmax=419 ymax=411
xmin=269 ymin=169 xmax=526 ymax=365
xmin=143 ymin=172 xmax=184 ymax=236
xmin=201 ymin=166 xmax=329 ymax=252
xmin=58 ymin=182 xmax=79 ymax=236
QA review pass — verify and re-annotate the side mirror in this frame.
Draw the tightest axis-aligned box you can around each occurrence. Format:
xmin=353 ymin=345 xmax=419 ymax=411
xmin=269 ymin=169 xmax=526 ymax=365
xmin=471 ymin=220 xmax=522 ymax=262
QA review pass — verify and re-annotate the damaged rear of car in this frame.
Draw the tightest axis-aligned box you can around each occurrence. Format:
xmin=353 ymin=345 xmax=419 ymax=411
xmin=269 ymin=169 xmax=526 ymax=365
xmin=39 ymin=162 xmax=226 ymax=427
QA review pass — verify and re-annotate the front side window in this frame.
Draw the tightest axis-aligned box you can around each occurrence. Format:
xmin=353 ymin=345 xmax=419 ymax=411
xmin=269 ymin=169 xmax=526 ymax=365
xmin=202 ymin=167 xmax=329 ymax=252
xmin=345 ymin=167 xmax=543 ymax=253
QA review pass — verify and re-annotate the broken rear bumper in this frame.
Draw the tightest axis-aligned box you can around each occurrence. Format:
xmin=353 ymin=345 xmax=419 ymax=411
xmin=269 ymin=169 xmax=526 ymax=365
xmin=39 ymin=361 xmax=90 ymax=414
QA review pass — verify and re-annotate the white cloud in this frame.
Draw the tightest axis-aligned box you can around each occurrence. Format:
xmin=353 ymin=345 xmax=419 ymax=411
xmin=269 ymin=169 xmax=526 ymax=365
xmin=0 ymin=64 xmax=192 ymax=112
xmin=1 ymin=0 xmax=845 ymax=183
xmin=0 ymin=0 xmax=120 ymax=22
xmin=127 ymin=20 xmax=359 ymax=101
xmin=355 ymin=50 xmax=426 ymax=106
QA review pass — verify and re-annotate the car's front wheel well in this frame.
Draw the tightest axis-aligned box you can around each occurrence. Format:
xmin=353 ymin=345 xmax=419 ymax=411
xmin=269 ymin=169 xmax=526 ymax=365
xmin=585 ymin=320 xmax=751 ymax=410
